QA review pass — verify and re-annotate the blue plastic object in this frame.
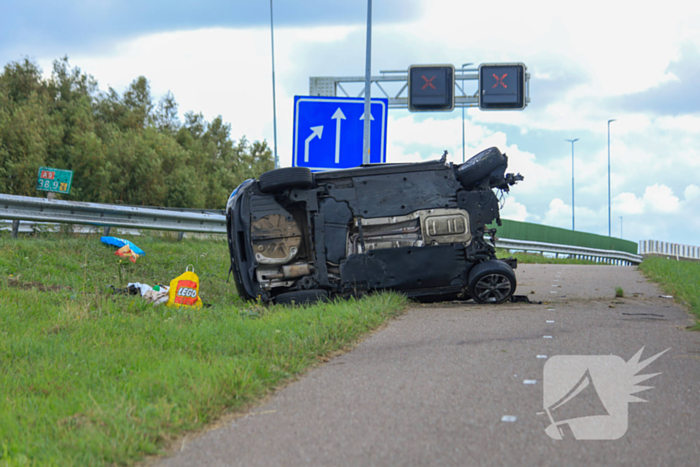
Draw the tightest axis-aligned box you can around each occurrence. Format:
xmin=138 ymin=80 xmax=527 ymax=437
xmin=100 ymin=236 xmax=146 ymax=256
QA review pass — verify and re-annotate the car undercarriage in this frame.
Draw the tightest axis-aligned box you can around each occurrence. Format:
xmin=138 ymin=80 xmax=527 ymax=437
xmin=226 ymin=147 xmax=523 ymax=305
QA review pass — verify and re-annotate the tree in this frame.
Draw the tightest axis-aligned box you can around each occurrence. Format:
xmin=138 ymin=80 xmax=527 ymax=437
xmin=0 ymin=56 xmax=273 ymax=208
xmin=153 ymin=91 xmax=180 ymax=134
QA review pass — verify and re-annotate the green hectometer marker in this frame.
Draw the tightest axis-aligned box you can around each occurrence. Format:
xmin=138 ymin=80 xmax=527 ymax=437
xmin=36 ymin=167 xmax=73 ymax=194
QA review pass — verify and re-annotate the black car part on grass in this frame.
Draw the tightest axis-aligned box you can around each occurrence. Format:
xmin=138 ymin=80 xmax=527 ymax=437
xmin=226 ymin=147 xmax=523 ymax=305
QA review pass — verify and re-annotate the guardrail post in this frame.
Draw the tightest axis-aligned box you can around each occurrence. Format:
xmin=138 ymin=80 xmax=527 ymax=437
xmin=11 ymin=220 xmax=20 ymax=238
xmin=103 ymin=226 xmax=111 ymax=236
xmin=178 ymin=232 xmax=185 ymax=241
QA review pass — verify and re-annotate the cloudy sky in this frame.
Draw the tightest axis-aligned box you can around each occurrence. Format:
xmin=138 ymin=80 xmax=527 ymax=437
xmin=2 ymin=0 xmax=699 ymax=246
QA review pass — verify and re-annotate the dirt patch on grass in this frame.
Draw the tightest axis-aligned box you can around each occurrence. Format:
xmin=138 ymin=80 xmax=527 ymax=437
xmin=8 ymin=278 xmax=71 ymax=292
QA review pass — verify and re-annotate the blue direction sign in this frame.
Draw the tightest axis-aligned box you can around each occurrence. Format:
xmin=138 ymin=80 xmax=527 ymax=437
xmin=293 ymin=96 xmax=388 ymax=170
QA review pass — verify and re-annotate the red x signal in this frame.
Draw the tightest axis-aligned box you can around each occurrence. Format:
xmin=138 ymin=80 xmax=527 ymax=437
xmin=492 ymin=73 xmax=508 ymax=88
xmin=421 ymin=75 xmax=436 ymax=90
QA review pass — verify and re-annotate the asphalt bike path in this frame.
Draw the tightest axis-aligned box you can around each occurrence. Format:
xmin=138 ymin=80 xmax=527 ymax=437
xmin=156 ymin=264 xmax=700 ymax=466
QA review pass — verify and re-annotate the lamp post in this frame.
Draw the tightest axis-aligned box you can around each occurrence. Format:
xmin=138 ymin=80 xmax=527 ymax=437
xmin=461 ymin=63 xmax=473 ymax=163
xmin=362 ymin=0 xmax=372 ymax=165
xmin=566 ymin=138 xmax=579 ymax=230
xmin=269 ymin=0 xmax=279 ymax=168
xmin=607 ymin=119 xmax=616 ymax=236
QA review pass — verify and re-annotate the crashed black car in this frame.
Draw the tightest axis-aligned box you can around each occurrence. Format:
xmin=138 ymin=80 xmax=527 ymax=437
xmin=226 ymin=147 xmax=523 ymax=305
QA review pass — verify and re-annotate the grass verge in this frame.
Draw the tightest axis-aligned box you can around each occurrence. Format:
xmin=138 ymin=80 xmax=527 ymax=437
xmin=0 ymin=231 xmax=407 ymax=466
xmin=639 ymin=256 xmax=700 ymax=329
xmin=496 ymin=248 xmax=602 ymax=265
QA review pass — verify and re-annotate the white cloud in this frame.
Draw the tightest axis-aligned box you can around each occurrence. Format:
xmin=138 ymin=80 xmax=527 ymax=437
xmin=642 ymin=184 xmax=680 ymax=213
xmin=500 ymin=196 xmax=530 ymax=222
xmin=542 ymin=198 xmax=570 ymax=229
xmin=608 ymin=183 xmax=700 ymax=245
xmin=684 ymin=184 xmax=700 ymax=201
xmin=614 ymin=192 xmax=645 ymax=215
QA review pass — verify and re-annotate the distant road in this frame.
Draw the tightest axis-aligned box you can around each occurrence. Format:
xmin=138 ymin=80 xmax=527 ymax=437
xmin=157 ymin=265 xmax=700 ymax=466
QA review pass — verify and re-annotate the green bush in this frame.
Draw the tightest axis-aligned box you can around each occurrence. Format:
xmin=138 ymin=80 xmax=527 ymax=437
xmin=0 ymin=57 xmax=273 ymax=209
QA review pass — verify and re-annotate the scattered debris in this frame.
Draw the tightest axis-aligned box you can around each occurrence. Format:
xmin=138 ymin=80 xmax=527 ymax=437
xmin=167 ymin=265 xmax=203 ymax=308
xmin=659 ymin=295 xmax=673 ymax=299
xmin=101 ymin=236 xmax=145 ymax=256
xmin=510 ymin=295 xmax=542 ymax=304
xmin=501 ymin=415 xmax=517 ymax=422
xmin=106 ymin=267 xmax=211 ymax=308
xmin=622 ymin=312 xmax=665 ymax=318
xmin=106 ymin=282 xmax=169 ymax=305
xmin=134 ymin=283 xmax=170 ymax=305
xmin=114 ymin=245 xmax=140 ymax=263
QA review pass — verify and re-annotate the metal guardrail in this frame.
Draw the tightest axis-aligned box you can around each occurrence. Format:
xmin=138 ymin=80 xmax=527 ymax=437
xmin=1 ymin=193 xmax=644 ymax=265
xmin=639 ymin=239 xmax=700 ymax=261
xmin=494 ymin=237 xmax=643 ymax=265
xmin=0 ymin=194 xmax=226 ymax=234
xmin=1 ymin=219 xmax=144 ymax=236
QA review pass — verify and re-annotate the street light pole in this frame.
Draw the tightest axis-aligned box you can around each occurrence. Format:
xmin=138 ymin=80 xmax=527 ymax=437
xmin=607 ymin=119 xmax=616 ymax=236
xmin=461 ymin=63 xmax=472 ymax=163
xmin=269 ymin=0 xmax=279 ymax=169
xmin=566 ymin=138 xmax=579 ymax=230
xmin=362 ymin=0 xmax=372 ymax=165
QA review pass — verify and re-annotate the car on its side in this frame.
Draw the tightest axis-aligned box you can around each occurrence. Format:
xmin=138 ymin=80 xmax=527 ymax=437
xmin=226 ymin=147 xmax=523 ymax=305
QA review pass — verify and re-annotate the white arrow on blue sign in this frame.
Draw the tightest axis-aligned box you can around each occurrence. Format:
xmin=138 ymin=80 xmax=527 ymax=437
xmin=293 ymin=96 xmax=388 ymax=170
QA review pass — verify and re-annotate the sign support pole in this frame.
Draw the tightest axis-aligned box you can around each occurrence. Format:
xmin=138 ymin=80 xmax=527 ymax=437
xmin=270 ymin=0 xmax=279 ymax=169
xmin=362 ymin=0 xmax=372 ymax=165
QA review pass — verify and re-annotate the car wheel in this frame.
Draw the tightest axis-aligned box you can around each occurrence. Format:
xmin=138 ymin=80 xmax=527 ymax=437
xmin=274 ymin=289 xmax=329 ymax=306
xmin=467 ymin=260 xmax=516 ymax=304
xmin=259 ymin=167 xmax=313 ymax=193
xmin=455 ymin=147 xmax=505 ymax=189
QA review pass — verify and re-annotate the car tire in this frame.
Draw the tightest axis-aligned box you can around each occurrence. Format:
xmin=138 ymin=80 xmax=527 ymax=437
xmin=274 ymin=289 xmax=329 ymax=306
xmin=455 ymin=147 xmax=505 ymax=189
xmin=259 ymin=167 xmax=313 ymax=193
xmin=467 ymin=260 xmax=516 ymax=304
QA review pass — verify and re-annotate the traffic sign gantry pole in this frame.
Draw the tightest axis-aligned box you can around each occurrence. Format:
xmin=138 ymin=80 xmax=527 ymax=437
xmin=362 ymin=0 xmax=372 ymax=165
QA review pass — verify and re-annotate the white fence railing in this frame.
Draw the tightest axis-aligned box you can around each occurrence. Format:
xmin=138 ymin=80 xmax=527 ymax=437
xmin=639 ymin=240 xmax=700 ymax=261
